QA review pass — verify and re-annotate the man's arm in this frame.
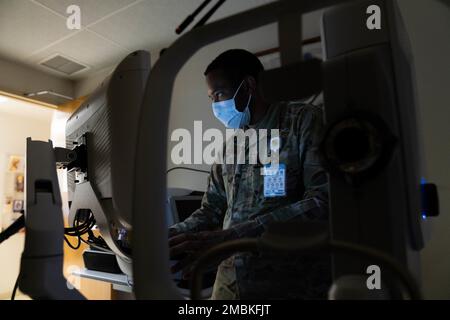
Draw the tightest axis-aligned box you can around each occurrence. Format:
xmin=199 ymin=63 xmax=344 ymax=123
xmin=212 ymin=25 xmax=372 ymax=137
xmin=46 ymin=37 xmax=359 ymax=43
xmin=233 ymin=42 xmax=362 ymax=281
xmin=230 ymin=104 xmax=329 ymax=239
xmin=170 ymin=163 xmax=228 ymax=234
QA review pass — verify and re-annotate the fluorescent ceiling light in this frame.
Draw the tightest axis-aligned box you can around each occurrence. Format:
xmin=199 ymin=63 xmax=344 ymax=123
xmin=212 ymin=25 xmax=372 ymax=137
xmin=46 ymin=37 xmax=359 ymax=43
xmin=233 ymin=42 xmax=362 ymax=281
xmin=0 ymin=96 xmax=9 ymax=103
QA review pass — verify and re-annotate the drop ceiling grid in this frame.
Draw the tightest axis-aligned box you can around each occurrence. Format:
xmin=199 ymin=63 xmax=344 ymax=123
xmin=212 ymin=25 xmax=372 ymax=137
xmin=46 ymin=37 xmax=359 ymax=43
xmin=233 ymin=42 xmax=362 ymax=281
xmin=24 ymin=0 xmax=146 ymax=78
xmin=0 ymin=0 xmax=74 ymax=61
xmin=1 ymin=0 xmax=281 ymax=80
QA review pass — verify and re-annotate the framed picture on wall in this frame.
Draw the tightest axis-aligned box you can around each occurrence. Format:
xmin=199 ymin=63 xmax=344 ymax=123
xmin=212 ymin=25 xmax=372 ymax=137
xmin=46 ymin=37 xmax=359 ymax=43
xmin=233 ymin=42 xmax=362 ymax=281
xmin=8 ymin=155 xmax=24 ymax=172
xmin=12 ymin=200 xmax=24 ymax=213
xmin=15 ymin=173 xmax=24 ymax=193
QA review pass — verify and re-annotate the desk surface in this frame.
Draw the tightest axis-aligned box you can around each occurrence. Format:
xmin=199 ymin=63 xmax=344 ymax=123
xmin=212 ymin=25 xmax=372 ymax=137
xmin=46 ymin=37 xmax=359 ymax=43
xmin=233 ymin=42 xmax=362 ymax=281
xmin=72 ymin=269 xmax=132 ymax=286
xmin=72 ymin=268 xmax=212 ymax=298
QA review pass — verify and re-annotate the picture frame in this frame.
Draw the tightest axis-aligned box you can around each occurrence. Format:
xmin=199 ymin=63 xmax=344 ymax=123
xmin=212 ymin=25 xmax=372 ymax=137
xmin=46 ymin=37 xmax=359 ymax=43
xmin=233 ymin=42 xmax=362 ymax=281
xmin=12 ymin=200 xmax=24 ymax=213
xmin=15 ymin=173 xmax=24 ymax=193
xmin=8 ymin=155 xmax=24 ymax=172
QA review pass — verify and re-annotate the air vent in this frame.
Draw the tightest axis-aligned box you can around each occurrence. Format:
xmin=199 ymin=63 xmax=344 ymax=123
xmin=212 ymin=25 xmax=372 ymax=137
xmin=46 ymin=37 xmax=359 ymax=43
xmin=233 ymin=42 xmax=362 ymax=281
xmin=40 ymin=54 xmax=88 ymax=75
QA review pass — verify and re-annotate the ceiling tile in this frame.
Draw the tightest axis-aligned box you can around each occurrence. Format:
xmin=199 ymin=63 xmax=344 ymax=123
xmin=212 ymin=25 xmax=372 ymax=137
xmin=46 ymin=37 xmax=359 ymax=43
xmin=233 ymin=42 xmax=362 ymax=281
xmin=28 ymin=30 xmax=129 ymax=74
xmin=88 ymin=0 xmax=279 ymax=55
xmin=0 ymin=0 xmax=74 ymax=61
xmin=34 ymin=0 xmax=138 ymax=26
xmin=88 ymin=0 xmax=202 ymax=52
xmin=0 ymin=0 xmax=325 ymax=82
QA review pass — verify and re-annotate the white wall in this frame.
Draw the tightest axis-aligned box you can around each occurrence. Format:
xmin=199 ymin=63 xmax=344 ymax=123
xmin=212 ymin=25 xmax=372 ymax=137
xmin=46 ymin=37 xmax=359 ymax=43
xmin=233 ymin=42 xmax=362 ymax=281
xmin=0 ymin=109 xmax=52 ymax=297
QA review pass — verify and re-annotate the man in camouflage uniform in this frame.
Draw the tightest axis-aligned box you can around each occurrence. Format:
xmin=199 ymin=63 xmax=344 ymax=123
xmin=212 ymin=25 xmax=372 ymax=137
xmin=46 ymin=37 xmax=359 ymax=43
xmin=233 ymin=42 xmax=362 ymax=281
xmin=169 ymin=49 xmax=331 ymax=299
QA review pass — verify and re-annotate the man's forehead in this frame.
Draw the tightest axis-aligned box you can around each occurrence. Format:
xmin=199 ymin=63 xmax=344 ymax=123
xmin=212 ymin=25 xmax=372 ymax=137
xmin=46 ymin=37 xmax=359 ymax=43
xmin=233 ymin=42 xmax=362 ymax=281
xmin=206 ymin=69 xmax=234 ymax=88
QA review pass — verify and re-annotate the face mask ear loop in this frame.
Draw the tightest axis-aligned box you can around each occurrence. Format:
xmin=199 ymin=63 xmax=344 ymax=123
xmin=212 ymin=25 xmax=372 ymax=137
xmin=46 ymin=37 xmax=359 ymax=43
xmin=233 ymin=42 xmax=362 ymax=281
xmin=245 ymin=94 xmax=252 ymax=109
xmin=232 ymin=79 xmax=246 ymax=100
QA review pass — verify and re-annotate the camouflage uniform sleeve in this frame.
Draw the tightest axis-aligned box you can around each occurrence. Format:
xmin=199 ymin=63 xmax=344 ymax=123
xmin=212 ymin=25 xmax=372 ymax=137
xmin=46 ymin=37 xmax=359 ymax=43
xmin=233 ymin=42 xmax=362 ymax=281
xmin=230 ymin=105 xmax=329 ymax=239
xmin=170 ymin=163 xmax=228 ymax=234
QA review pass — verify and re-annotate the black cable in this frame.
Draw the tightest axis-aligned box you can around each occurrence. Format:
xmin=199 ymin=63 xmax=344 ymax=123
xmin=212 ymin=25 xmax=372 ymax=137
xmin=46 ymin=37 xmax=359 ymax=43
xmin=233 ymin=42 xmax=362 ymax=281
xmin=11 ymin=275 xmax=19 ymax=300
xmin=64 ymin=235 xmax=81 ymax=250
xmin=189 ymin=238 xmax=422 ymax=300
xmin=65 ymin=209 xmax=112 ymax=253
xmin=1 ymin=216 xmax=26 ymax=301
xmin=0 ymin=215 xmax=25 ymax=244
xmin=84 ymin=230 xmax=109 ymax=250
xmin=192 ymin=0 xmax=227 ymax=30
xmin=64 ymin=218 xmax=91 ymax=232
xmin=63 ymin=204 xmax=121 ymax=254
xmin=167 ymin=167 xmax=210 ymax=175
xmin=65 ymin=215 xmax=90 ymax=231
xmin=176 ymin=0 xmax=213 ymax=34
xmin=79 ymin=237 xmax=112 ymax=253
xmin=64 ymin=210 xmax=97 ymax=250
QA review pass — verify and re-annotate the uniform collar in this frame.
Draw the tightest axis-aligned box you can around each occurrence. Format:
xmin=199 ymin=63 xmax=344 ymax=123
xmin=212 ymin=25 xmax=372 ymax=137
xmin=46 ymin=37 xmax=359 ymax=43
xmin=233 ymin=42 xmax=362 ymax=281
xmin=246 ymin=102 xmax=281 ymax=130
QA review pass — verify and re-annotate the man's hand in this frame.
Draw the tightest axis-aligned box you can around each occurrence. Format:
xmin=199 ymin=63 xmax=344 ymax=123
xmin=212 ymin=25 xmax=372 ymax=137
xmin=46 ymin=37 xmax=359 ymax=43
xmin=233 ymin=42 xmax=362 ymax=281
xmin=169 ymin=229 xmax=235 ymax=278
xmin=168 ymin=227 xmax=181 ymax=238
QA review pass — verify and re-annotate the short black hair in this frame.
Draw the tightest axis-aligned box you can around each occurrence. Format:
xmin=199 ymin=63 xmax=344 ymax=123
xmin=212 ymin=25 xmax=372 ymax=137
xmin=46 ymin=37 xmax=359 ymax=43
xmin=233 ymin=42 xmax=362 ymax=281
xmin=204 ymin=49 xmax=264 ymax=85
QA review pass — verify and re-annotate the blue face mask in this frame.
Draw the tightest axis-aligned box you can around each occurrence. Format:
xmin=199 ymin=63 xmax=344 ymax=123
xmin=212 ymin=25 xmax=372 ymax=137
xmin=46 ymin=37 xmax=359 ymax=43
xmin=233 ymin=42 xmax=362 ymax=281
xmin=211 ymin=80 xmax=252 ymax=129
